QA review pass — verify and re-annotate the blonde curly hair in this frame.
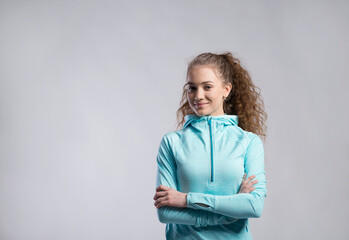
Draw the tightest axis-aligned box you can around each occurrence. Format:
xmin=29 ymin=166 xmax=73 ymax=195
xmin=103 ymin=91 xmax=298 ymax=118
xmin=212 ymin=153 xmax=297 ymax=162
xmin=176 ymin=51 xmax=268 ymax=141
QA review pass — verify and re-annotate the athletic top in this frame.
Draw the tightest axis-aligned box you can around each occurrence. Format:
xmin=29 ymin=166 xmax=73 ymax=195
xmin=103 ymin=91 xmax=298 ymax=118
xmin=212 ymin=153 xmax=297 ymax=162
xmin=155 ymin=113 xmax=267 ymax=240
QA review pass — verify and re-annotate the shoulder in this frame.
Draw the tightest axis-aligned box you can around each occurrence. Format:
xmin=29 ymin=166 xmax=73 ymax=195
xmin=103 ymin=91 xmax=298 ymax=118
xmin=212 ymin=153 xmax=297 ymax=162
xmin=243 ymin=131 xmax=264 ymax=155
xmin=233 ymin=128 xmax=263 ymax=150
xmin=244 ymin=131 xmax=262 ymax=142
xmin=159 ymin=129 xmax=184 ymax=148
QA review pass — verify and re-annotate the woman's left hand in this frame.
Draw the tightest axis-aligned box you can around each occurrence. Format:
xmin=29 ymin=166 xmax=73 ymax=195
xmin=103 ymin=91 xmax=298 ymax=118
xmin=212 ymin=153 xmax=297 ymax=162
xmin=153 ymin=185 xmax=187 ymax=209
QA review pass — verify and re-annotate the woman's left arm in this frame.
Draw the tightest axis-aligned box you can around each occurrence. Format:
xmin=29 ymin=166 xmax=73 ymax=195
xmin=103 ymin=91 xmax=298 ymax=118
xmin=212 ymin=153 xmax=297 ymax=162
xmin=186 ymin=134 xmax=267 ymax=219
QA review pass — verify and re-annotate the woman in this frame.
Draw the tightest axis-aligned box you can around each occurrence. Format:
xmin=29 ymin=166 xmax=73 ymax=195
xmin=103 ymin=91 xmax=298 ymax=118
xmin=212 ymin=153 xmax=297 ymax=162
xmin=153 ymin=52 xmax=268 ymax=239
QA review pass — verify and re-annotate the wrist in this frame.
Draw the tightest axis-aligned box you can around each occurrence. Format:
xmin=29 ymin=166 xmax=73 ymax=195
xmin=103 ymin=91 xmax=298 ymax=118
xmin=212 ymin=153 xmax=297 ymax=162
xmin=185 ymin=193 xmax=188 ymax=207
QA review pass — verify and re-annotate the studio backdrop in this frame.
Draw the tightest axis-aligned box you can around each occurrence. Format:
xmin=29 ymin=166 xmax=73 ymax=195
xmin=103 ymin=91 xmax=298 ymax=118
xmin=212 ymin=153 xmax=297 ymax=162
xmin=0 ymin=1 xmax=348 ymax=239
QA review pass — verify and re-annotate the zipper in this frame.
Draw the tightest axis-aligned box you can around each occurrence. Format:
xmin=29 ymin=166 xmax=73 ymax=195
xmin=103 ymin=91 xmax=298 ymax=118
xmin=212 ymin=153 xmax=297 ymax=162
xmin=208 ymin=117 xmax=214 ymax=183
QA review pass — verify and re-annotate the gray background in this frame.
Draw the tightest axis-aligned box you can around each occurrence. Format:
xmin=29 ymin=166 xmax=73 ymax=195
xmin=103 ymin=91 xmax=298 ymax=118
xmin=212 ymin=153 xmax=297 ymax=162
xmin=1 ymin=0 xmax=348 ymax=239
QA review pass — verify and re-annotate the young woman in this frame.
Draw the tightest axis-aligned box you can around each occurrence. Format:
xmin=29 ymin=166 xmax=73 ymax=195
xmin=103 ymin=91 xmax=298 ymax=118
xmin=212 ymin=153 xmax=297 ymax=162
xmin=153 ymin=52 xmax=268 ymax=239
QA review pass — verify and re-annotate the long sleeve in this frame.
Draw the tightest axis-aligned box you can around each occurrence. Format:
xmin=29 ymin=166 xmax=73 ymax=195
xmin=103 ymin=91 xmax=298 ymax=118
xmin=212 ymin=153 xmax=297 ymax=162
xmin=155 ymin=135 xmax=239 ymax=227
xmin=186 ymin=134 xmax=267 ymax=219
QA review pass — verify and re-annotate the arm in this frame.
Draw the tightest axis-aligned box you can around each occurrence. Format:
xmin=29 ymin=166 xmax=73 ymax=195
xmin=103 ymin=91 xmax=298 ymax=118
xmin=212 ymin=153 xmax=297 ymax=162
xmin=155 ymin=134 xmax=239 ymax=227
xmin=186 ymin=134 xmax=267 ymax=219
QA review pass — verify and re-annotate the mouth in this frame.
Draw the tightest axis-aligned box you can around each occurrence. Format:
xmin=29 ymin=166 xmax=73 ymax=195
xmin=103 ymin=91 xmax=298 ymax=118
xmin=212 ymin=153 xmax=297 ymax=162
xmin=195 ymin=102 xmax=209 ymax=107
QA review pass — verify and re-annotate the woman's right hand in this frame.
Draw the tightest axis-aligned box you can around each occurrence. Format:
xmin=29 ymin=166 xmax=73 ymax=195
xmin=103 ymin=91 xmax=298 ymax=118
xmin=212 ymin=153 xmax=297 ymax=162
xmin=238 ymin=173 xmax=258 ymax=194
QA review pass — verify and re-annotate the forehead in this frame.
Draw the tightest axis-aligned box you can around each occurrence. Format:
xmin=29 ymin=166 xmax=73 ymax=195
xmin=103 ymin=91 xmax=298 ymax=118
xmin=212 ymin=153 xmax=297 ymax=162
xmin=187 ymin=65 xmax=222 ymax=84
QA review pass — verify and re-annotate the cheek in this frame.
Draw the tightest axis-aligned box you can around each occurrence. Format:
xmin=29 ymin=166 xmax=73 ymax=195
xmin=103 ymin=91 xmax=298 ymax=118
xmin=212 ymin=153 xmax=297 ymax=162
xmin=213 ymin=90 xmax=225 ymax=101
xmin=186 ymin=93 xmax=193 ymax=101
xmin=206 ymin=91 xmax=215 ymax=98
xmin=207 ymin=92 xmax=220 ymax=103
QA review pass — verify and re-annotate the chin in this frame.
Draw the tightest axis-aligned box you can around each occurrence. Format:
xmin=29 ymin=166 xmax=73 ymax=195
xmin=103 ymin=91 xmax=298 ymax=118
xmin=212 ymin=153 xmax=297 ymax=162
xmin=195 ymin=109 xmax=210 ymax=116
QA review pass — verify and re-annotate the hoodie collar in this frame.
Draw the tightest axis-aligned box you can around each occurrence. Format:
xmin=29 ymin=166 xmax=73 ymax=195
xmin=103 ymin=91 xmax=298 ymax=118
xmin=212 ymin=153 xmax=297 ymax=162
xmin=183 ymin=113 xmax=238 ymax=129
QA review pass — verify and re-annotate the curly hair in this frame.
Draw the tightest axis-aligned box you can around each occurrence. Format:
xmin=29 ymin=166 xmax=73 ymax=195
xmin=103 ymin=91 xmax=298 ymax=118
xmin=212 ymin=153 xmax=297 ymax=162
xmin=176 ymin=51 xmax=268 ymax=141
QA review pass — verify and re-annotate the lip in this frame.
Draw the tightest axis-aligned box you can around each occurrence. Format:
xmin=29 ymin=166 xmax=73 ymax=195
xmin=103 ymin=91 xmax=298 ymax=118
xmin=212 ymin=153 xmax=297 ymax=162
xmin=195 ymin=102 xmax=209 ymax=107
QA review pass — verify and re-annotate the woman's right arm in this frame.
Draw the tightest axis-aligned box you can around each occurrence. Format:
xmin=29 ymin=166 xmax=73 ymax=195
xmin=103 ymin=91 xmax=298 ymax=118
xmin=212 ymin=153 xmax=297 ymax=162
xmin=155 ymin=134 xmax=238 ymax=227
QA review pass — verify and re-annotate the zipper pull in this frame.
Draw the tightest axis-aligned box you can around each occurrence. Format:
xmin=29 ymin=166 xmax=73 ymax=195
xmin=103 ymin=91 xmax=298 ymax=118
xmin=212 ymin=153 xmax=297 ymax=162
xmin=208 ymin=116 xmax=212 ymax=125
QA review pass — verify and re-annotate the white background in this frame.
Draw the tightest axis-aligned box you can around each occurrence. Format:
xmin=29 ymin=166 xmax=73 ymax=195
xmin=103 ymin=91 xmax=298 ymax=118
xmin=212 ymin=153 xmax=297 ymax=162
xmin=0 ymin=0 xmax=348 ymax=239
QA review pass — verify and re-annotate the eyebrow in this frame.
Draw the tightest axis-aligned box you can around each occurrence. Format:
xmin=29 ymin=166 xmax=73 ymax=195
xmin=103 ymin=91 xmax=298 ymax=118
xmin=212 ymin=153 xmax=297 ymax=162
xmin=186 ymin=81 xmax=214 ymax=85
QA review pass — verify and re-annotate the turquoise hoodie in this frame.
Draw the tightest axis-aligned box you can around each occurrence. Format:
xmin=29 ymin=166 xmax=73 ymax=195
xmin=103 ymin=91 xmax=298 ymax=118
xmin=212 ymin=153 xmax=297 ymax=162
xmin=155 ymin=113 xmax=267 ymax=240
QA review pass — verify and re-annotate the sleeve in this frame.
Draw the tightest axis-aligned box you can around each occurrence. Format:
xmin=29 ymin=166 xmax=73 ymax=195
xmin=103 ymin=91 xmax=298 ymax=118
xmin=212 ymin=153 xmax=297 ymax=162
xmin=186 ymin=134 xmax=267 ymax=218
xmin=155 ymin=134 xmax=239 ymax=227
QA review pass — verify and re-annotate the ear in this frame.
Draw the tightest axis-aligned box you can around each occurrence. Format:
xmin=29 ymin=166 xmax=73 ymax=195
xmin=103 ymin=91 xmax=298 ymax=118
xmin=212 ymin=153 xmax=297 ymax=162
xmin=224 ymin=82 xmax=232 ymax=97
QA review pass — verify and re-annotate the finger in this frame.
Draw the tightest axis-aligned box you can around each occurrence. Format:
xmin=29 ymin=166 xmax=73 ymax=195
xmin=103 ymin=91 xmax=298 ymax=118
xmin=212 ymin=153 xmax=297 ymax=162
xmin=249 ymin=179 xmax=258 ymax=185
xmin=153 ymin=191 xmax=167 ymax=200
xmin=156 ymin=185 xmax=170 ymax=192
xmin=246 ymin=175 xmax=256 ymax=182
xmin=243 ymin=173 xmax=247 ymax=180
xmin=245 ymin=180 xmax=257 ymax=189
xmin=248 ymin=186 xmax=256 ymax=193
xmin=154 ymin=196 xmax=168 ymax=208
xmin=242 ymin=174 xmax=254 ymax=184
xmin=153 ymin=191 xmax=159 ymax=200
xmin=154 ymin=197 xmax=162 ymax=207
xmin=242 ymin=183 xmax=255 ymax=192
xmin=157 ymin=201 xmax=166 ymax=208
xmin=156 ymin=202 xmax=165 ymax=208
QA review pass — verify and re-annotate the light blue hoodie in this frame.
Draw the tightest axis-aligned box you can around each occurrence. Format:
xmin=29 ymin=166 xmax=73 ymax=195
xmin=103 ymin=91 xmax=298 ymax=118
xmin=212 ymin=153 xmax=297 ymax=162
xmin=155 ymin=113 xmax=267 ymax=240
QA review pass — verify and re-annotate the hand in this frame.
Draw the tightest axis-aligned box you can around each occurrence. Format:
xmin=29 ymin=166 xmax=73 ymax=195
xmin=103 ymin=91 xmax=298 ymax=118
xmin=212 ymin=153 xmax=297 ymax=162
xmin=153 ymin=185 xmax=187 ymax=209
xmin=238 ymin=173 xmax=258 ymax=194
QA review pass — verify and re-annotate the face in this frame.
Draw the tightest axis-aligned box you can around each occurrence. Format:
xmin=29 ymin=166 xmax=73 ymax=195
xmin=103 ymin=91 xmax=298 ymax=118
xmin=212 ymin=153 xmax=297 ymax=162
xmin=186 ymin=65 xmax=232 ymax=116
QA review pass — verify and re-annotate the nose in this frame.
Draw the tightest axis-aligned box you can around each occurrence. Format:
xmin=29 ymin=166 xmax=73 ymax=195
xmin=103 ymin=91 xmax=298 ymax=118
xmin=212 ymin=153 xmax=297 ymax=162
xmin=194 ymin=88 xmax=204 ymax=101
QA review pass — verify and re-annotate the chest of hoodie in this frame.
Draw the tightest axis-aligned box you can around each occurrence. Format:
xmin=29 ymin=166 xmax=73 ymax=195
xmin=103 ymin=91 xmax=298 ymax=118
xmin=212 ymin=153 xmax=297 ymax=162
xmin=173 ymin=120 xmax=246 ymax=196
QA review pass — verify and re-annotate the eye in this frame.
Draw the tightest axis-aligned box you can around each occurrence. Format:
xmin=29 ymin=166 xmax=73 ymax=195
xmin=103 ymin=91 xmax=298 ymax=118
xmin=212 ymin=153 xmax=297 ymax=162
xmin=205 ymin=85 xmax=212 ymax=89
xmin=188 ymin=86 xmax=196 ymax=92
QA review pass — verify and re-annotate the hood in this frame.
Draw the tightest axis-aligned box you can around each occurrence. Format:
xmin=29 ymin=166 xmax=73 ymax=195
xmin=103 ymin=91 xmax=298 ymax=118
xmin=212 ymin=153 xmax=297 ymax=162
xmin=183 ymin=113 xmax=239 ymax=129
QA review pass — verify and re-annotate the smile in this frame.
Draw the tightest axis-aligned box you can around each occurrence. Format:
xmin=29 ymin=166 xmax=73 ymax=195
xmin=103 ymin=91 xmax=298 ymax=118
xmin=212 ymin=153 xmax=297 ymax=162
xmin=195 ymin=103 xmax=209 ymax=107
